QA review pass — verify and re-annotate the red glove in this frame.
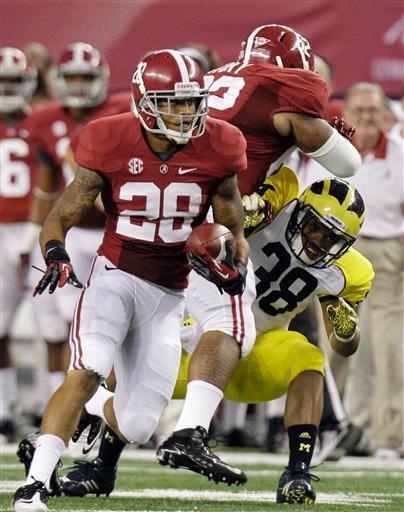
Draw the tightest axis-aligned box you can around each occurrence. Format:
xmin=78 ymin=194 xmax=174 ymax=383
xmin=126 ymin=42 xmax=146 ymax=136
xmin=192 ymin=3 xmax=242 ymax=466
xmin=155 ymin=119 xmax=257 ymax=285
xmin=329 ymin=117 xmax=356 ymax=141
xmin=187 ymin=240 xmax=247 ymax=295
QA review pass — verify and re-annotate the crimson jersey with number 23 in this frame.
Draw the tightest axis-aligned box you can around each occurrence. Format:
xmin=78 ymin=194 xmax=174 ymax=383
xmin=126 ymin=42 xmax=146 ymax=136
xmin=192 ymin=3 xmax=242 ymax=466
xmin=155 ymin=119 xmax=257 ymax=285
xmin=74 ymin=113 xmax=247 ymax=289
xmin=205 ymin=62 xmax=328 ymax=195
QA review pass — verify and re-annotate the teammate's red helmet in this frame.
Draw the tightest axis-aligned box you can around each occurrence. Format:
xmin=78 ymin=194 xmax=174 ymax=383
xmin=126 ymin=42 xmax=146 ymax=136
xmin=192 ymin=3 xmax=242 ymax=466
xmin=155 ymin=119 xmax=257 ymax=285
xmin=238 ymin=24 xmax=315 ymax=72
xmin=53 ymin=42 xmax=109 ymax=108
xmin=0 ymin=47 xmax=37 ymax=113
xmin=132 ymin=49 xmax=209 ymax=144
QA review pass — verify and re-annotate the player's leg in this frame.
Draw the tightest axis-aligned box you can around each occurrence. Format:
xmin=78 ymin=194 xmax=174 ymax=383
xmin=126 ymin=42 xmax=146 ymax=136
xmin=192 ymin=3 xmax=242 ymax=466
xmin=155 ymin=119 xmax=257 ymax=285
xmin=13 ymin=256 xmax=134 ymax=511
xmin=157 ymin=262 xmax=256 ymax=485
xmin=59 ymin=227 xmax=107 ymax=456
xmin=0 ymin=223 xmax=24 ymax=441
xmin=224 ymin=328 xmax=325 ymax=504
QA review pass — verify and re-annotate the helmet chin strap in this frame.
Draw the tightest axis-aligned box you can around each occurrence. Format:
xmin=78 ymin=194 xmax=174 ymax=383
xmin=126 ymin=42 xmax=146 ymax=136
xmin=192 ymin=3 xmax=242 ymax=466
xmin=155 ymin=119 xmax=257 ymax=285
xmin=156 ymin=116 xmax=191 ymax=145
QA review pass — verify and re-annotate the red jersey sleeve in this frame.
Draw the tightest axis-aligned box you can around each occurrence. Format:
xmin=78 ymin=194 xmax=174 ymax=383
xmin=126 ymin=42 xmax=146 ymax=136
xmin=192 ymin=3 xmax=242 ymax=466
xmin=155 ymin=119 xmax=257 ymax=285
xmin=74 ymin=113 xmax=135 ymax=173
xmin=263 ymin=67 xmax=328 ymax=132
xmin=210 ymin=120 xmax=247 ymax=176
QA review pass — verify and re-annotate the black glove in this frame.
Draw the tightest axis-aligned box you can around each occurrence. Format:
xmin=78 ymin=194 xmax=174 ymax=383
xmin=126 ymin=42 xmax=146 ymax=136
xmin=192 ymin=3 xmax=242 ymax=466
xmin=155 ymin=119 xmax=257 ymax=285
xmin=33 ymin=240 xmax=83 ymax=296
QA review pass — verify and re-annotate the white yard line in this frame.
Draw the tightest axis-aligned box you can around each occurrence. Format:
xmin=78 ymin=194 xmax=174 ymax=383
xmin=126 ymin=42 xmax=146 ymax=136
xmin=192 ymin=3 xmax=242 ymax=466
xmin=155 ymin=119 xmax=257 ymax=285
xmin=1 ymin=445 xmax=403 ymax=470
xmin=0 ymin=482 xmax=398 ymax=505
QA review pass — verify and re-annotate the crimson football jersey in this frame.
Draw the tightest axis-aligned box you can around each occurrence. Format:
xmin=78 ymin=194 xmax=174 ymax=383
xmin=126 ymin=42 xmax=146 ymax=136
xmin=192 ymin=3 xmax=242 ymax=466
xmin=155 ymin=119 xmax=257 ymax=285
xmin=206 ymin=62 xmax=328 ymax=195
xmin=1 ymin=109 xmax=39 ymax=223
xmin=27 ymin=92 xmax=132 ymax=228
xmin=74 ymin=113 xmax=246 ymax=289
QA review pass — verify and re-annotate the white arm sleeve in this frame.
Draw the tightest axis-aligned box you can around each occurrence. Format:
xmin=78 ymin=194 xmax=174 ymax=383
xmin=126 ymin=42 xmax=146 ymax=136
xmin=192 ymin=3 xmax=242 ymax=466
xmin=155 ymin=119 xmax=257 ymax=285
xmin=306 ymin=128 xmax=361 ymax=178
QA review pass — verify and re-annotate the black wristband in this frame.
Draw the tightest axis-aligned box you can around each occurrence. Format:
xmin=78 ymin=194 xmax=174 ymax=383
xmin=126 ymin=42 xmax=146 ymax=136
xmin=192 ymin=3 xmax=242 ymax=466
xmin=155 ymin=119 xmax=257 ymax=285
xmin=44 ymin=239 xmax=70 ymax=265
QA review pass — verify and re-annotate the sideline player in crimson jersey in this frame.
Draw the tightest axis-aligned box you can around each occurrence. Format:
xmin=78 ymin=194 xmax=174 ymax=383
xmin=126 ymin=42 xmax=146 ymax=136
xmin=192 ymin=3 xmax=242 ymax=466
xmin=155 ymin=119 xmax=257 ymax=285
xmin=19 ymin=43 xmax=132 ymax=405
xmin=13 ymin=50 xmax=249 ymax=511
xmin=0 ymin=47 xmax=37 ymax=440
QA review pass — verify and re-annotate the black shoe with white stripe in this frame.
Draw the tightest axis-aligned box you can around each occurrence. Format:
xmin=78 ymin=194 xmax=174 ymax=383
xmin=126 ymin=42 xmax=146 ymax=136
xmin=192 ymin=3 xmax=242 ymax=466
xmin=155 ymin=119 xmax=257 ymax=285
xmin=17 ymin=433 xmax=61 ymax=497
xmin=156 ymin=426 xmax=247 ymax=486
xmin=12 ymin=480 xmax=50 ymax=511
xmin=60 ymin=458 xmax=116 ymax=497
xmin=276 ymin=462 xmax=319 ymax=504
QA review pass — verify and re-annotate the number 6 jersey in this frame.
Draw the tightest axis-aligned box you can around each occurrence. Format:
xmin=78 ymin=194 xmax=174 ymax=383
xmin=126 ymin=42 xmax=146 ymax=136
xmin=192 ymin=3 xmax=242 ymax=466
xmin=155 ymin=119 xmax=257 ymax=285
xmin=74 ymin=113 xmax=247 ymax=290
xmin=249 ymin=167 xmax=374 ymax=334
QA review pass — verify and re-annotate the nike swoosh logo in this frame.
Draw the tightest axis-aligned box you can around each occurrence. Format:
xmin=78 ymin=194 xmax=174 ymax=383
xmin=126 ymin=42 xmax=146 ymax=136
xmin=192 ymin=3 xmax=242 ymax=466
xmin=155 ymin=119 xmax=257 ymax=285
xmin=215 ymin=269 xmax=229 ymax=279
xmin=82 ymin=443 xmax=96 ymax=455
xmin=178 ymin=167 xmax=197 ymax=174
xmin=105 ymin=265 xmax=118 ymax=271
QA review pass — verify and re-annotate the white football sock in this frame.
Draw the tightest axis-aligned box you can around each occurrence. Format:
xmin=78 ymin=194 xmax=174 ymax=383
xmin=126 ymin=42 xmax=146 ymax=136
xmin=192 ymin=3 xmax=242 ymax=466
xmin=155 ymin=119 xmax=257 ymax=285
xmin=0 ymin=367 xmax=17 ymax=420
xmin=49 ymin=371 xmax=65 ymax=395
xmin=85 ymin=385 xmax=113 ymax=421
xmin=174 ymin=380 xmax=223 ymax=432
xmin=27 ymin=434 xmax=65 ymax=489
xmin=222 ymin=400 xmax=248 ymax=432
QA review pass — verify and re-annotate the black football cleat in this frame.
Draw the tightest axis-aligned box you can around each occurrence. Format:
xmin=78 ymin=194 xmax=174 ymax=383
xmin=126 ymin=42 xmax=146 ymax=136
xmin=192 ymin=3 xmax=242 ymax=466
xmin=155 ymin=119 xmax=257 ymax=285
xmin=17 ymin=433 xmax=61 ymax=497
xmin=68 ymin=408 xmax=104 ymax=458
xmin=60 ymin=458 xmax=116 ymax=497
xmin=156 ymin=426 xmax=247 ymax=486
xmin=12 ymin=480 xmax=50 ymax=511
xmin=276 ymin=462 xmax=319 ymax=504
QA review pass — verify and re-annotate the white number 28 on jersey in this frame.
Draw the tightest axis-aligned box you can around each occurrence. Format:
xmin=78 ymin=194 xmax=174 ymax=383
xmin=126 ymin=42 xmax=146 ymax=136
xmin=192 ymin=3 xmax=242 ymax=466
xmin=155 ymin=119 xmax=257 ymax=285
xmin=0 ymin=139 xmax=30 ymax=198
xmin=116 ymin=182 xmax=202 ymax=243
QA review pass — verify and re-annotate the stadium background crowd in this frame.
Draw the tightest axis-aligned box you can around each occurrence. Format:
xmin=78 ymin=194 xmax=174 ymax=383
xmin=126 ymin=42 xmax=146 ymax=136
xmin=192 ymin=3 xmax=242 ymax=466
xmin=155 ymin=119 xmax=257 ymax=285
xmin=1 ymin=0 xmax=403 ymax=467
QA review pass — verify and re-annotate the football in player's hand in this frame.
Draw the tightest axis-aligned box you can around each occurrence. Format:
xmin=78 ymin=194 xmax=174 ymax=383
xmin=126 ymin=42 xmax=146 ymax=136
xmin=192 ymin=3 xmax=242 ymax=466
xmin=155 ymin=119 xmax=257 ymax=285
xmin=186 ymin=223 xmax=235 ymax=262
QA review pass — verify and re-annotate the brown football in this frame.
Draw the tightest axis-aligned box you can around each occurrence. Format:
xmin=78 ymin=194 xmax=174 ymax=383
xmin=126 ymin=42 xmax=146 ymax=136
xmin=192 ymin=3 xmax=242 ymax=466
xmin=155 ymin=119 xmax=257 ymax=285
xmin=186 ymin=223 xmax=235 ymax=261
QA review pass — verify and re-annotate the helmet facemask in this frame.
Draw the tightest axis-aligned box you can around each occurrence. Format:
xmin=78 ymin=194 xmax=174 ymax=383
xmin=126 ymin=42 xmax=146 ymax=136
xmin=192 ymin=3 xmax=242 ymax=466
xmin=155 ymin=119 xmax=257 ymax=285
xmin=286 ymin=203 xmax=355 ymax=268
xmin=0 ymin=74 xmax=37 ymax=113
xmin=137 ymin=82 xmax=209 ymax=144
xmin=53 ymin=68 xmax=108 ymax=109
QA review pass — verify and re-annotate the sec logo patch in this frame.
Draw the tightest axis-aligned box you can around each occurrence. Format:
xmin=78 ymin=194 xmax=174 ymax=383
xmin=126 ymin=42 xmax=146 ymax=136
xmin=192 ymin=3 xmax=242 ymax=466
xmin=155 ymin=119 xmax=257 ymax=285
xmin=127 ymin=158 xmax=144 ymax=175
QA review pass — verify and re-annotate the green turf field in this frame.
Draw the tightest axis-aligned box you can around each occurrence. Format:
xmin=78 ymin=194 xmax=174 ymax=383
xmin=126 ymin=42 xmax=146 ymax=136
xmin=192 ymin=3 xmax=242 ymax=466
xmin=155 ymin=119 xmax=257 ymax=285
xmin=1 ymin=447 xmax=403 ymax=511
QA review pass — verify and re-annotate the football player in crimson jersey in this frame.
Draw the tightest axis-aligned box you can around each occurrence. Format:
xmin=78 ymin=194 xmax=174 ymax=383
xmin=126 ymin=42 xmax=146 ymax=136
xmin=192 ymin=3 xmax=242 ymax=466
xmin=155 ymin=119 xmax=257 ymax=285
xmin=18 ymin=43 xmax=132 ymax=409
xmin=0 ymin=47 xmax=38 ymax=440
xmin=13 ymin=50 xmax=250 ymax=511
xmin=205 ymin=24 xmax=361 ymax=198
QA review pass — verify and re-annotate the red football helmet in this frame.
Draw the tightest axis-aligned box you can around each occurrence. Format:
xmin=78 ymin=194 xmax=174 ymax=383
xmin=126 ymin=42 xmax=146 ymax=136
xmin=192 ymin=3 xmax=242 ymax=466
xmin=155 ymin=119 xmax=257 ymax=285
xmin=132 ymin=49 xmax=209 ymax=144
xmin=0 ymin=47 xmax=37 ymax=113
xmin=238 ymin=24 xmax=315 ymax=71
xmin=53 ymin=42 xmax=109 ymax=108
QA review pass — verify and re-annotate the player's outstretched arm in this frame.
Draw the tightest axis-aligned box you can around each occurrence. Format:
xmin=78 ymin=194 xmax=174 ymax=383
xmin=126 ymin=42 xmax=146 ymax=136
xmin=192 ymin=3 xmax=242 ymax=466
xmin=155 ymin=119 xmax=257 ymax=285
xmin=33 ymin=165 xmax=104 ymax=296
xmin=211 ymin=174 xmax=249 ymax=265
xmin=273 ymin=112 xmax=361 ymax=177
xmin=39 ymin=165 xmax=104 ymax=254
xmin=321 ymin=298 xmax=360 ymax=357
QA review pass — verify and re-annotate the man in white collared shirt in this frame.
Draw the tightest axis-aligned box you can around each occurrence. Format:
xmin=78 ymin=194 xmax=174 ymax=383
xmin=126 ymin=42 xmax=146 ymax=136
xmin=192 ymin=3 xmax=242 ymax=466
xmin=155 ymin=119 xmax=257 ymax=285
xmin=343 ymin=82 xmax=403 ymax=459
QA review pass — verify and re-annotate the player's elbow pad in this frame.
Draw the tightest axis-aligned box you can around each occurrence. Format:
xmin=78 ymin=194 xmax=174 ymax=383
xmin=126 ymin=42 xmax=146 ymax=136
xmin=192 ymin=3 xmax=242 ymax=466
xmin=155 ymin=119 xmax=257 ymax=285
xmin=306 ymin=128 xmax=361 ymax=178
